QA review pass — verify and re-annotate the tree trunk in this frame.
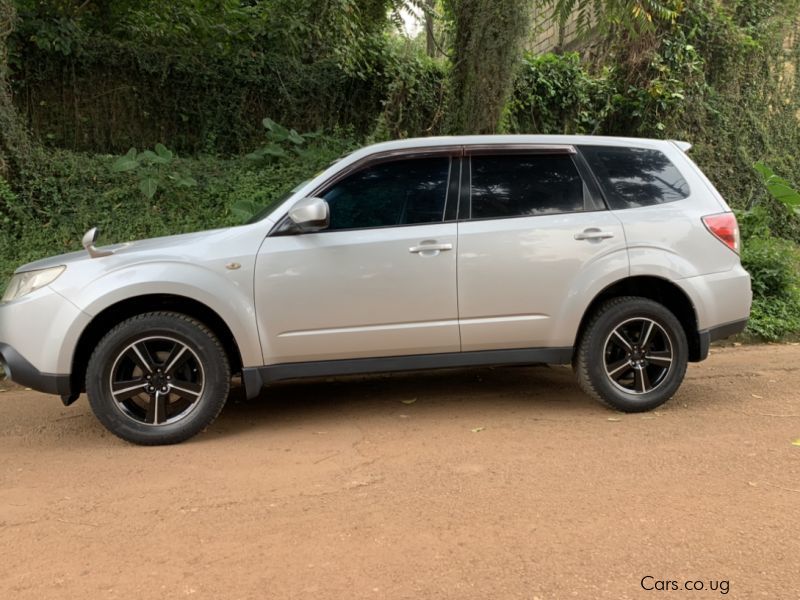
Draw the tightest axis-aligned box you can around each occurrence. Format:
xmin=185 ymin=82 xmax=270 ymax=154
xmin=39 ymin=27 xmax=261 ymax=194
xmin=0 ymin=0 xmax=31 ymax=179
xmin=447 ymin=0 xmax=530 ymax=134
xmin=425 ymin=0 xmax=436 ymax=57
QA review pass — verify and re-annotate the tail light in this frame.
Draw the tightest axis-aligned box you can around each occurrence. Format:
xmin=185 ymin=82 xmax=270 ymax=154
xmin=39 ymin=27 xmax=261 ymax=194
xmin=702 ymin=212 xmax=740 ymax=254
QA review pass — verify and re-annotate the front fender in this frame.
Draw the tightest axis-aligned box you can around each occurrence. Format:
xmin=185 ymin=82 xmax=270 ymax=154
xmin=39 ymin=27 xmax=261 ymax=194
xmin=56 ymin=261 xmax=262 ymax=369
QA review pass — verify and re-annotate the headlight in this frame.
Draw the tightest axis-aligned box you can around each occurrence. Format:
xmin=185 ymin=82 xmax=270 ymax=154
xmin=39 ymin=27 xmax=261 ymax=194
xmin=2 ymin=266 xmax=66 ymax=302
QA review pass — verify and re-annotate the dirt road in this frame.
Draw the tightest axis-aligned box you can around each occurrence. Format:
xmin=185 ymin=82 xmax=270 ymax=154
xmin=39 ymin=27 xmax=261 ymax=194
xmin=1 ymin=344 xmax=799 ymax=599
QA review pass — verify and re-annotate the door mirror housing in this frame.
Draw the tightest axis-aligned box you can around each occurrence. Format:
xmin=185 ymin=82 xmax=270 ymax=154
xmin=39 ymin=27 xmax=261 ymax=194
xmin=287 ymin=197 xmax=330 ymax=232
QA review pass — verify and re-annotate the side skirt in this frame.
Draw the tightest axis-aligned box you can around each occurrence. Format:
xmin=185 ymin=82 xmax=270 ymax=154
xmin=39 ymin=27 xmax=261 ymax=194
xmin=241 ymin=347 xmax=573 ymax=400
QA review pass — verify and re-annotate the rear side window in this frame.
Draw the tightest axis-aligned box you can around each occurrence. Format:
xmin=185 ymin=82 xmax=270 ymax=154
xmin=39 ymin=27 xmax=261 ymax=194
xmin=322 ymin=157 xmax=450 ymax=230
xmin=470 ymin=154 xmax=585 ymax=219
xmin=580 ymin=145 xmax=690 ymax=209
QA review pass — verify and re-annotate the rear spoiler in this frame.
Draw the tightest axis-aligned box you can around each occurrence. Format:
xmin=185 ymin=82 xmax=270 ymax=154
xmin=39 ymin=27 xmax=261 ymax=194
xmin=671 ymin=140 xmax=693 ymax=153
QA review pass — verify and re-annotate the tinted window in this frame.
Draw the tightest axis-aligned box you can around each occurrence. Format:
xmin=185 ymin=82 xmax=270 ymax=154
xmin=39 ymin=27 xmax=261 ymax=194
xmin=580 ymin=146 xmax=690 ymax=209
xmin=322 ymin=157 xmax=450 ymax=230
xmin=470 ymin=154 xmax=585 ymax=219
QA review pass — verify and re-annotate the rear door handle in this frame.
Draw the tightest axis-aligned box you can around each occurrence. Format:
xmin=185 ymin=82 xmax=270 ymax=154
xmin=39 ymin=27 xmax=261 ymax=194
xmin=409 ymin=241 xmax=453 ymax=253
xmin=574 ymin=228 xmax=615 ymax=241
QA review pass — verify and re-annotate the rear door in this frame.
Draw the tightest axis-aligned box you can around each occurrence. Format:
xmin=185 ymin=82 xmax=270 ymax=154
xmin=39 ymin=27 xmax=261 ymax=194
xmin=456 ymin=147 xmax=628 ymax=351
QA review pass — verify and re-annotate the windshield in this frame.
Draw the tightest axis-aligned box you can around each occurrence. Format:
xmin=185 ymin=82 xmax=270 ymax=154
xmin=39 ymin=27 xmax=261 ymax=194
xmin=246 ymin=180 xmax=311 ymax=224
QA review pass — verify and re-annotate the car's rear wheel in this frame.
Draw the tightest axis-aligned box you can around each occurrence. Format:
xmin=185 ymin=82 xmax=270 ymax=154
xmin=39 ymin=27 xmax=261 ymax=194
xmin=575 ymin=296 xmax=688 ymax=412
xmin=86 ymin=312 xmax=230 ymax=445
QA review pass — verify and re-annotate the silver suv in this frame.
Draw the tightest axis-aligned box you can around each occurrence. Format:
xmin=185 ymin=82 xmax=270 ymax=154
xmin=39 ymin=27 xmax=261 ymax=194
xmin=0 ymin=136 xmax=751 ymax=444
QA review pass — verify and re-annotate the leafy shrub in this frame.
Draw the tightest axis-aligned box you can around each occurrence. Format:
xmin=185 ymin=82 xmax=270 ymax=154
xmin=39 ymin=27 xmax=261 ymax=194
xmin=754 ymin=161 xmax=800 ymax=215
xmin=371 ymin=42 xmax=450 ymax=140
xmin=736 ymin=165 xmax=800 ymax=340
xmin=736 ymin=205 xmax=772 ymax=242
xmin=506 ymin=52 xmax=614 ymax=135
xmin=232 ymin=121 xmax=357 ymax=220
xmin=245 ymin=119 xmax=317 ymax=166
xmin=740 ymin=236 xmax=800 ymax=340
xmin=111 ymin=144 xmax=197 ymax=199
xmin=747 ymin=296 xmax=800 ymax=341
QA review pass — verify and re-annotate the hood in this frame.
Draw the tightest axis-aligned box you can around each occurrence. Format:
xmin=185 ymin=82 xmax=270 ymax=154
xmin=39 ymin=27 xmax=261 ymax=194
xmin=16 ymin=228 xmax=234 ymax=273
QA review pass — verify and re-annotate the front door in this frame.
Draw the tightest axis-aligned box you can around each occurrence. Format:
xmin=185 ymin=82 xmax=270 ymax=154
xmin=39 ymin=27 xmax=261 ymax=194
xmin=255 ymin=155 xmax=460 ymax=364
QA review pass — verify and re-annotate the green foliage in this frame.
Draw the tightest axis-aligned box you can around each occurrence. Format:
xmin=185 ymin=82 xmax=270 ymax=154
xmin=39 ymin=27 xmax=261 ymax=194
xmin=736 ymin=165 xmax=800 ymax=340
xmin=664 ymin=1 xmax=800 ymax=236
xmin=233 ymin=122 xmax=357 ymax=220
xmin=371 ymin=40 xmax=449 ymax=139
xmin=740 ymin=236 xmax=800 ymax=340
xmin=11 ymin=0 xmax=391 ymax=71
xmin=612 ymin=33 xmax=705 ymax=134
xmin=110 ymin=144 xmax=196 ymax=200
xmin=736 ymin=205 xmax=772 ymax=242
xmin=754 ymin=162 xmax=800 ymax=214
xmin=245 ymin=119 xmax=315 ymax=166
xmin=11 ymin=3 xmax=84 ymax=57
xmin=545 ymin=0 xmax=684 ymax=35
xmin=11 ymin=34 xmax=387 ymax=155
xmin=7 ymin=0 xmax=411 ymax=154
xmin=505 ymin=52 xmax=614 ymax=134
xmin=506 ymin=44 xmax=703 ymax=134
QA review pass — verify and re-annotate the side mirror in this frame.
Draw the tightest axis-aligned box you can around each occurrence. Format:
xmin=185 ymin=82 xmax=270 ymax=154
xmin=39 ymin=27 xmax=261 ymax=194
xmin=288 ymin=197 xmax=329 ymax=232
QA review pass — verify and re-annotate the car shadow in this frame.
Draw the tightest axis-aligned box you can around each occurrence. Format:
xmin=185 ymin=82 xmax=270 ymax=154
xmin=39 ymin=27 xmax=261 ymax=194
xmin=209 ymin=364 xmax=596 ymax=438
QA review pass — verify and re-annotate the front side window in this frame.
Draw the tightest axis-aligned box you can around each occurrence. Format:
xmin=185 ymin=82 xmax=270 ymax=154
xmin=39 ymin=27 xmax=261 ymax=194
xmin=580 ymin=145 xmax=690 ymax=209
xmin=322 ymin=157 xmax=451 ymax=230
xmin=469 ymin=154 xmax=586 ymax=219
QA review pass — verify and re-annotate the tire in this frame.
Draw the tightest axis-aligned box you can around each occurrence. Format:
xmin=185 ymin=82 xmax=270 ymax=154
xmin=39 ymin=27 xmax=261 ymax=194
xmin=575 ymin=296 xmax=688 ymax=412
xmin=85 ymin=312 xmax=230 ymax=445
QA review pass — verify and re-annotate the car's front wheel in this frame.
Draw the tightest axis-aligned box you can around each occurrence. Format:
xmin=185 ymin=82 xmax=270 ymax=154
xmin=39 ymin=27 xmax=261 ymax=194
xmin=575 ymin=296 xmax=688 ymax=412
xmin=86 ymin=312 xmax=230 ymax=445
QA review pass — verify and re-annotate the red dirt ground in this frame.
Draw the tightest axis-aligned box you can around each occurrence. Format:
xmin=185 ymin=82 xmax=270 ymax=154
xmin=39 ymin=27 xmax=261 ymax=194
xmin=1 ymin=344 xmax=799 ymax=599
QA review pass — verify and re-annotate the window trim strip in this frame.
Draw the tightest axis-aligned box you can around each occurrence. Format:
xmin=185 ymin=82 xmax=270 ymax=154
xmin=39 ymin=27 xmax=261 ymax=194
xmin=307 ymin=145 xmax=464 ymax=199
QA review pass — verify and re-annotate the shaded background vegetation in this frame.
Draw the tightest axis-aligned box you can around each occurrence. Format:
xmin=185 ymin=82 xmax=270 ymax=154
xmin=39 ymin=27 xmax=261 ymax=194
xmin=1 ymin=0 xmax=799 ymax=338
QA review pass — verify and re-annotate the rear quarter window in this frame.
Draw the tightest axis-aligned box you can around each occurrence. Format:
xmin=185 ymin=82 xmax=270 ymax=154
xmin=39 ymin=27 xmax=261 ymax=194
xmin=580 ymin=145 xmax=690 ymax=209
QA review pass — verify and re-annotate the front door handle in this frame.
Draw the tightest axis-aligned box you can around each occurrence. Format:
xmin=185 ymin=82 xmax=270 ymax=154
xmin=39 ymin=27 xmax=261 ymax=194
xmin=574 ymin=228 xmax=615 ymax=241
xmin=409 ymin=241 xmax=453 ymax=254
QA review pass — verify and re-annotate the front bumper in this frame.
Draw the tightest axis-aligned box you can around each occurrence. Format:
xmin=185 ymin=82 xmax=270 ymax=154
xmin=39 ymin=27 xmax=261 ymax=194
xmin=0 ymin=343 xmax=72 ymax=394
xmin=0 ymin=287 xmax=90 ymax=398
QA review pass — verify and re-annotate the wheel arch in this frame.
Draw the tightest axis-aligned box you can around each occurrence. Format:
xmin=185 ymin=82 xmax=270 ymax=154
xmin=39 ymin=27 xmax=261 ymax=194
xmin=572 ymin=276 xmax=703 ymax=363
xmin=70 ymin=294 xmax=244 ymax=397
